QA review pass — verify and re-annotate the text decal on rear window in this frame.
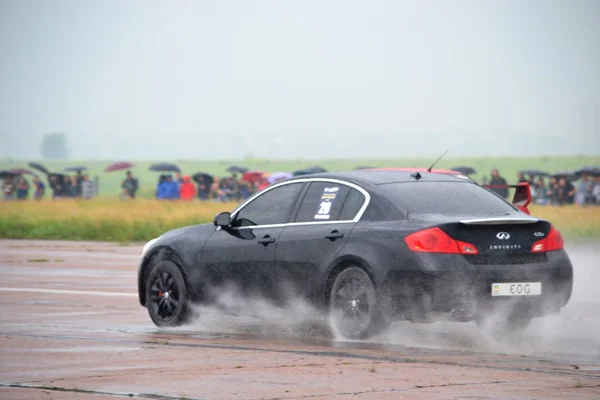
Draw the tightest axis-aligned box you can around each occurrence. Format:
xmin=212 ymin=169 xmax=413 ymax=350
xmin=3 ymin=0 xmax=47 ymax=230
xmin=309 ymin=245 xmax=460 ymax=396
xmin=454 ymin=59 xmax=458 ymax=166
xmin=314 ymin=187 xmax=339 ymax=220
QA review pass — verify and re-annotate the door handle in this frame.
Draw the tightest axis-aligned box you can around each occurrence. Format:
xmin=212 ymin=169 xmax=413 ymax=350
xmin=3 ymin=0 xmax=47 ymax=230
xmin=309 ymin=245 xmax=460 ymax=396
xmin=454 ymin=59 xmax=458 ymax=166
xmin=258 ymin=235 xmax=276 ymax=245
xmin=325 ymin=230 xmax=344 ymax=241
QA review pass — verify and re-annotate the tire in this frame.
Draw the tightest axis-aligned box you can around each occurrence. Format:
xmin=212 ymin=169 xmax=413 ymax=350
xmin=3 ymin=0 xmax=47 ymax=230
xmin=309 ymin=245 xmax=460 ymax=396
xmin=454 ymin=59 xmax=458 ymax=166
xmin=146 ymin=260 xmax=192 ymax=327
xmin=328 ymin=266 xmax=390 ymax=340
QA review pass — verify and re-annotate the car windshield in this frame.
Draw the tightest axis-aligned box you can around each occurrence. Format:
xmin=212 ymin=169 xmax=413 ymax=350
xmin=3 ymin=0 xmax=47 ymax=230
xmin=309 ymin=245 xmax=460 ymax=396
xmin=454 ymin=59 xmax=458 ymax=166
xmin=379 ymin=181 xmax=517 ymax=215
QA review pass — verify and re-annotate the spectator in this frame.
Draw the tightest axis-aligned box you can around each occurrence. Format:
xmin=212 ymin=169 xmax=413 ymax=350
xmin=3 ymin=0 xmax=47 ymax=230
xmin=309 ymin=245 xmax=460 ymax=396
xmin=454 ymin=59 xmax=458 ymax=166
xmin=575 ymin=174 xmax=594 ymax=205
xmin=166 ymin=175 xmax=180 ymax=199
xmin=489 ymin=169 xmax=508 ymax=199
xmin=121 ymin=171 xmax=138 ymax=199
xmin=534 ymin=177 xmax=548 ymax=205
xmin=156 ymin=175 xmax=170 ymax=200
xmin=81 ymin=173 xmax=95 ymax=199
xmin=197 ymin=182 xmax=209 ymax=201
xmin=3 ymin=176 xmax=15 ymax=200
xmin=593 ymin=176 xmax=600 ymax=204
xmin=16 ymin=177 xmax=30 ymax=200
xmin=49 ymin=175 xmax=63 ymax=199
xmin=547 ymin=176 xmax=558 ymax=204
xmin=33 ymin=176 xmax=45 ymax=201
xmin=556 ymin=178 xmax=575 ymax=205
xmin=69 ymin=175 xmax=78 ymax=197
xmin=516 ymin=172 xmax=528 ymax=184
xmin=179 ymin=175 xmax=196 ymax=200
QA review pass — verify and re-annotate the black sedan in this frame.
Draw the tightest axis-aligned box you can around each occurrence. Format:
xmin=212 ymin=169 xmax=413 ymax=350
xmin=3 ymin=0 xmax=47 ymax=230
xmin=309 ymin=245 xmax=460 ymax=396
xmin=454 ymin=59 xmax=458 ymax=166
xmin=137 ymin=170 xmax=573 ymax=339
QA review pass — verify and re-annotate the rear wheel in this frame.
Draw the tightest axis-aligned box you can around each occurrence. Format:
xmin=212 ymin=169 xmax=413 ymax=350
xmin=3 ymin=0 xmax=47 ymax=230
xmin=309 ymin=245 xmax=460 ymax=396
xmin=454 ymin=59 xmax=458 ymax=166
xmin=146 ymin=261 xmax=191 ymax=327
xmin=329 ymin=267 xmax=389 ymax=339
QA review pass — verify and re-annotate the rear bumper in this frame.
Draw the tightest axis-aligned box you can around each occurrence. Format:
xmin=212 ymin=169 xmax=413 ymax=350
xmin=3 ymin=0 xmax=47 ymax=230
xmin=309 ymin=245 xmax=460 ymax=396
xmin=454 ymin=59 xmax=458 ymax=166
xmin=383 ymin=250 xmax=573 ymax=321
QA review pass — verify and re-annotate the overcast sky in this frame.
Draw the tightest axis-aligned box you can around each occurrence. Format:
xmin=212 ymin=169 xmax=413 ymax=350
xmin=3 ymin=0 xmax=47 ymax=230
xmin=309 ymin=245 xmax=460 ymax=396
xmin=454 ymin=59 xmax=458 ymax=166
xmin=1 ymin=0 xmax=599 ymax=160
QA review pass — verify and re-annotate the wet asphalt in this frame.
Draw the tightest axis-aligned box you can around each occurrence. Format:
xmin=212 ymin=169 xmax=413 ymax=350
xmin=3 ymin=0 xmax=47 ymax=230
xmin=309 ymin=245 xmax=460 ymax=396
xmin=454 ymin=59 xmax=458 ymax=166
xmin=0 ymin=239 xmax=598 ymax=400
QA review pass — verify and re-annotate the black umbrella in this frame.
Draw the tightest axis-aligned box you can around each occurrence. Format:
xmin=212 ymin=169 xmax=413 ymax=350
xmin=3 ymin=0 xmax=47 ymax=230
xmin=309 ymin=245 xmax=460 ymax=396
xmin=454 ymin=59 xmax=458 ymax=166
xmin=64 ymin=166 xmax=87 ymax=172
xmin=575 ymin=166 xmax=600 ymax=177
xmin=226 ymin=165 xmax=248 ymax=174
xmin=551 ymin=171 xmax=578 ymax=181
xmin=293 ymin=169 xmax=313 ymax=176
xmin=28 ymin=162 xmax=50 ymax=175
xmin=450 ymin=166 xmax=476 ymax=175
xmin=305 ymin=165 xmax=327 ymax=173
xmin=0 ymin=170 xmax=18 ymax=179
xmin=149 ymin=162 xmax=181 ymax=172
xmin=192 ymin=172 xmax=214 ymax=186
xmin=518 ymin=169 xmax=550 ymax=177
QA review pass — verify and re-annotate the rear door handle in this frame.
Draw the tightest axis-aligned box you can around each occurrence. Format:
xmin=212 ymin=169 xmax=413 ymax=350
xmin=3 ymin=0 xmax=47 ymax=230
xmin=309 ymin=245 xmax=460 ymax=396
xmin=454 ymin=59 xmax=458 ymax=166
xmin=258 ymin=235 xmax=276 ymax=245
xmin=325 ymin=230 xmax=344 ymax=241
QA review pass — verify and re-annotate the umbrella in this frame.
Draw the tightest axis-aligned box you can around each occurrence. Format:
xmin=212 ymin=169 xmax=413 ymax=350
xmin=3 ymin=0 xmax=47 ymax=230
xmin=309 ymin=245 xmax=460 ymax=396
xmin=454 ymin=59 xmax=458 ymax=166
xmin=267 ymin=172 xmax=293 ymax=184
xmin=28 ymin=162 xmax=50 ymax=175
xmin=518 ymin=169 xmax=550 ymax=177
xmin=149 ymin=162 xmax=181 ymax=172
xmin=0 ymin=170 xmax=18 ymax=179
xmin=241 ymin=171 xmax=265 ymax=183
xmin=305 ymin=165 xmax=327 ymax=173
xmin=450 ymin=166 xmax=476 ymax=175
xmin=192 ymin=172 xmax=214 ymax=186
xmin=226 ymin=165 xmax=249 ymax=174
xmin=575 ymin=166 xmax=600 ymax=177
xmin=64 ymin=166 xmax=87 ymax=172
xmin=293 ymin=169 xmax=313 ymax=176
xmin=9 ymin=168 xmax=36 ymax=176
xmin=551 ymin=171 xmax=578 ymax=180
xmin=105 ymin=161 xmax=135 ymax=172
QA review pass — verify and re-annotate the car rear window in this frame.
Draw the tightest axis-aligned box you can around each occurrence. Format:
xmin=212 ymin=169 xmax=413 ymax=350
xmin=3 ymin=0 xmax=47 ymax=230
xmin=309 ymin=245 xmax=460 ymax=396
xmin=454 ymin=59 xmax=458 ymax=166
xmin=379 ymin=182 xmax=517 ymax=214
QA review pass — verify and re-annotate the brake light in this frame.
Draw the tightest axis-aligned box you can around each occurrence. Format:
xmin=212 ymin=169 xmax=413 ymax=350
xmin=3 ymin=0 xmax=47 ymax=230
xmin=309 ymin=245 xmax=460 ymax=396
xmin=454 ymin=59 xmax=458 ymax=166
xmin=531 ymin=226 xmax=564 ymax=253
xmin=404 ymin=227 xmax=478 ymax=255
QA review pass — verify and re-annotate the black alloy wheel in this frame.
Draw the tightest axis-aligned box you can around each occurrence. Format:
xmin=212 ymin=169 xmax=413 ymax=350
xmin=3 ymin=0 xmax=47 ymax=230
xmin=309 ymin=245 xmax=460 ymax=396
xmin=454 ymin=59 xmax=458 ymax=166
xmin=146 ymin=261 xmax=191 ymax=327
xmin=329 ymin=267 xmax=388 ymax=339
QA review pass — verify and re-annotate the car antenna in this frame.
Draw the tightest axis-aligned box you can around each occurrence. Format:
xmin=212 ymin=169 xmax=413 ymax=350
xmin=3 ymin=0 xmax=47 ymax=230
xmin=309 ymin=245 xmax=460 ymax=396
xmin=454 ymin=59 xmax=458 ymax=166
xmin=427 ymin=149 xmax=449 ymax=172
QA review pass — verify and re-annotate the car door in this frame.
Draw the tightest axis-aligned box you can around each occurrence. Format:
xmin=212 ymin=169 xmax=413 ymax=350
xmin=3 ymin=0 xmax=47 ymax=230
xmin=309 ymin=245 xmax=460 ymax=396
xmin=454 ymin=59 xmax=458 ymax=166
xmin=274 ymin=180 xmax=368 ymax=303
xmin=201 ymin=182 xmax=306 ymax=303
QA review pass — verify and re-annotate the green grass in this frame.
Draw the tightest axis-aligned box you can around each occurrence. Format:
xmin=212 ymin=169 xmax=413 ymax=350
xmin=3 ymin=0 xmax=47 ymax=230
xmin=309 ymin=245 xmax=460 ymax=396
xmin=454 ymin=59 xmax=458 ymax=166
xmin=1 ymin=156 xmax=598 ymax=198
xmin=0 ymin=199 xmax=598 ymax=242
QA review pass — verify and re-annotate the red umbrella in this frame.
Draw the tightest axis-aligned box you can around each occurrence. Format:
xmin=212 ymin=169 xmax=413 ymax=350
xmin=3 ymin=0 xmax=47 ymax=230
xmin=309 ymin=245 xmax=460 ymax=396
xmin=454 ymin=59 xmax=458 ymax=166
xmin=105 ymin=161 xmax=135 ymax=172
xmin=241 ymin=171 xmax=265 ymax=183
xmin=9 ymin=168 xmax=37 ymax=176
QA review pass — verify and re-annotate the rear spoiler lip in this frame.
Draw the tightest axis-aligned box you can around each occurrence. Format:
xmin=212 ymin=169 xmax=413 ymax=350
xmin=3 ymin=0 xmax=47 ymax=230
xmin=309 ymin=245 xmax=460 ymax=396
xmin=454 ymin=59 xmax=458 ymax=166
xmin=459 ymin=216 xmax=539 ymax=225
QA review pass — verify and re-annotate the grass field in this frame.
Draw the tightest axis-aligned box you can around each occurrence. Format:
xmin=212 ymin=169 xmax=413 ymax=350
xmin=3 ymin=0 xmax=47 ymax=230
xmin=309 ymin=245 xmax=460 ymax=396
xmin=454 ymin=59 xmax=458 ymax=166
xmin=1 ymin=156 xmax=599 ymax=198
xmin=0 ymin=199 xmax=598 ymax=242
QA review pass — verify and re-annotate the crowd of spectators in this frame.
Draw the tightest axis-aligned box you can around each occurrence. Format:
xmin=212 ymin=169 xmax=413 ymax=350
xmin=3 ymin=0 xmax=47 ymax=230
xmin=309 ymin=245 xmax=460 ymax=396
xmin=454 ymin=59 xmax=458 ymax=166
xmin=486 ymin=169 xmax=600 ymax=206
xmin=123 ymin=171 xmax=270 ymax=202
xmin=1 ymin=171 xmax=96 ymax=200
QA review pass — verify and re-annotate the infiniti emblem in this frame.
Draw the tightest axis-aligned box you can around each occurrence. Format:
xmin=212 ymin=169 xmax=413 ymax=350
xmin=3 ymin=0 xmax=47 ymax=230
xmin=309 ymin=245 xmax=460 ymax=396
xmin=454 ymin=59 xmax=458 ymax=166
xmin=496 ymin=232 xmax=510 ymax=240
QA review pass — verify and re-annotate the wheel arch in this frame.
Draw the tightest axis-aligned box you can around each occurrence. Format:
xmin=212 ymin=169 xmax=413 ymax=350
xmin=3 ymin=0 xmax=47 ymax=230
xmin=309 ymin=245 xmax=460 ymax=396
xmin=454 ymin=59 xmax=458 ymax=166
xmin=138 ymin=246 xmax=186 ymax=306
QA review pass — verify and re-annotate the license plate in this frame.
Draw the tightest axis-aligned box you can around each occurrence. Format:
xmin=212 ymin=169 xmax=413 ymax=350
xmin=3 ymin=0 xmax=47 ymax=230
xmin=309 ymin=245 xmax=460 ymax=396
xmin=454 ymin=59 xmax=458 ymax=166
xmin=491 ymin=282 xmax=542 ymax=296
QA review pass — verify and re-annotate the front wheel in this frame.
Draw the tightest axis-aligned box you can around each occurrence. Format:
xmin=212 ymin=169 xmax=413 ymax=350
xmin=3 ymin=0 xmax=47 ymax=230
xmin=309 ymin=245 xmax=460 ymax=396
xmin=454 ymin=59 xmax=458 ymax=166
xmin=146 ymin=260 xmax=191 ymax=327
xmin=329 ymin=267 xmax=390 ymax=339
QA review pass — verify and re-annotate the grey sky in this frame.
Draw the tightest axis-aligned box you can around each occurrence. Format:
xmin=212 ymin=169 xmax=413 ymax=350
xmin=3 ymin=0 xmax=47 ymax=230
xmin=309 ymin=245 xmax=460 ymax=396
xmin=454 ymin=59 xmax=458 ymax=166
xmin=1 ymin=0 xmax=599 ymax=160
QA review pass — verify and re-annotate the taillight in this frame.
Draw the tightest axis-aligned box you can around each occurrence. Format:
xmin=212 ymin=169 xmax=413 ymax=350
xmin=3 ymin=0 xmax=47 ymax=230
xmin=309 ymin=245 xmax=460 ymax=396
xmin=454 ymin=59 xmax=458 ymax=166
xmin=531 ymin=226 xmax=564 ymax=253
xmin=404 ymin=227 xmax=478 ymax=255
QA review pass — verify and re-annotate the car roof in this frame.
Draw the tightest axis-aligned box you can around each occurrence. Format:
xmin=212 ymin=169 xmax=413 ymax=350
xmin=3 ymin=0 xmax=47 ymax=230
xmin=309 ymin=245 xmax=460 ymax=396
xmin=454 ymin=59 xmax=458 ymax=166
xmin=289 ymin=169 xmax=471 ymax=186
xmin=366 ymin=167 xmax=463 ymax=175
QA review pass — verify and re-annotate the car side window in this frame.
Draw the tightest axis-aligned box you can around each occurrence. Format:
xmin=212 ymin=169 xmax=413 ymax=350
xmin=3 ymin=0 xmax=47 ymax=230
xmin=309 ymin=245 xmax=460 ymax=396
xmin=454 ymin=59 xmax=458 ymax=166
xmin=233 ymin=182 xmax=304 ymax=227
xmin=338 ymin=188 xmax=366 ymax=221
xmin=294 ymin=182 xmax=351 ymax=222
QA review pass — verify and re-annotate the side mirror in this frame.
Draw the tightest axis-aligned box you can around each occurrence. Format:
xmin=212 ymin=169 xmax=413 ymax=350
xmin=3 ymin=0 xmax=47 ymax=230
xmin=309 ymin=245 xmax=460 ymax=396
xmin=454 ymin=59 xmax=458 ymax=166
xmin=213 ymin=211 xmax=232 ymax=228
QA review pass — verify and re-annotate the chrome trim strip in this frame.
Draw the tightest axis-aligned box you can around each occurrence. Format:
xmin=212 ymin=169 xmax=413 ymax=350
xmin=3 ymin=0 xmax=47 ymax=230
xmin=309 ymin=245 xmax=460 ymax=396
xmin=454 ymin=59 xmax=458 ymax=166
xmin=218 ymin=178 xmax=371 ymax=230
xmin=459 ymin=216 xmax=539 ymax=225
